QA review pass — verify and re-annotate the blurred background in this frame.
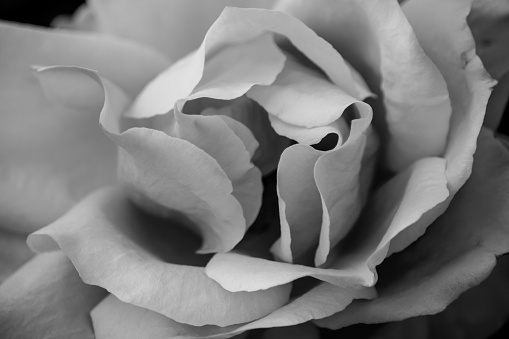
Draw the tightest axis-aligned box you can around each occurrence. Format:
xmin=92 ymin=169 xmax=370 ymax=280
xmin=0 ymin=0 xmax=507 ymax=338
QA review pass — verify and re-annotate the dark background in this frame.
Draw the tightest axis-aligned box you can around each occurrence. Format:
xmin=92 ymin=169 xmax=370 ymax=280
xmin=0 ymin=1 xmax=507 ymax=338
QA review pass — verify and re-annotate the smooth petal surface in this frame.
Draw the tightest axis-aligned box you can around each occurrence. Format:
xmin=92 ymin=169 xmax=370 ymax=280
xmin=87 ymin=0 xmax=278 ymax=60
xmin=91 ymin=282 xmax=374 ymax=339
xmin=0 ymin=229 xmax=33 ymax=284
xmin=206 ymin=155 xmax=448 ymax=291
xmin=0 ymin=22 xmax=169 ymax=234
xmin=28 ymin=187 xmax=291 ymax=327
xmin=316 ymin=130 xmax=509 ymax=329
xmin=128 ymin=7 xmax=363 ymax=119
xmin=0 ymin=252 xmax=106 ymax=339
xmin=402 ymin=0 xmax=495 ymax=193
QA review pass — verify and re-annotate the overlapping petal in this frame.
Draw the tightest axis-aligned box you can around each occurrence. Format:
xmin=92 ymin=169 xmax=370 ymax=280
xmin=0 ymin=229 xmax=33 ymax=284
xmin=127 ymin=7 xmax=364 ymax=120
xmin=0 ymin=252 xmax=106 ymax=339
xmin=316 ymin=130 xmax=509 ymax=329
xmin=91 ymin=282 xmax=374 ymax=339
xmin=28 ymin=187 xmax=291 ymax=327
xmin=0 ymin=21 xmax=169 ymax=234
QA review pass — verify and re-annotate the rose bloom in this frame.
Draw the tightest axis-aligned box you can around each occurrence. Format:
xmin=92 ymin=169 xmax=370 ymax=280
xmin=1 ymin=0 xmax=509 ymax=338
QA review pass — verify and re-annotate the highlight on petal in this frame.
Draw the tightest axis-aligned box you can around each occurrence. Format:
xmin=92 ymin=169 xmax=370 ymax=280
xmin=206 ymin=155 xmax=448 ymax=292
xmin=316 ymin=130 xmax=509 ymax=329
xmin=27 ymin=187 xmax=291 ymax=327
xmin=128 ymin=6 xmax=364 ymax=119
xmin=0 ymin=252 xmax=106 ymax=339
xmin=0 ymin=21 xmax=169 ymax=234
xmin=87 ymin=0 xmax=278 ymax=60
xmin=402 ymin=0 xmax=495 ymax=193
xmin=91 ymin=282 xmax=374 ymax=339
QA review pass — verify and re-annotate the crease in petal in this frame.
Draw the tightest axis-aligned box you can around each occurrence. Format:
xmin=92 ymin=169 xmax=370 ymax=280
xmin=27 ymin=187 xmax=292 ymax=327
xmin=356 ymin=0 xmax=453 ymax=171
xmin=0 ymin=21 xmax=169 ymax=234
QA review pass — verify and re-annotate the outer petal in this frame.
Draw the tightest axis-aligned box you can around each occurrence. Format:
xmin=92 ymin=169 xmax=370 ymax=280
xmin=0 ymin=22 xmax=170 ymax=234
xmin=0 ymin=252 xmax=106 ymax=339
xmin=316 ymin=130 xmax=509 ymax=329
xmin=87 ymin=0 xmax=278 ymax=60
xmin=91 ymin=282 xmax=374 ymax=339
xmin=402 ymin=0 xmax=495 ymax=193
xmin=28 ymin=187 xmax=291 ymax=327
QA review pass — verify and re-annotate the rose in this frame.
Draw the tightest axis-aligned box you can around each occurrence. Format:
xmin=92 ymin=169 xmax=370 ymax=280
xmin=0 ymin=1 xmax=509 ymax=338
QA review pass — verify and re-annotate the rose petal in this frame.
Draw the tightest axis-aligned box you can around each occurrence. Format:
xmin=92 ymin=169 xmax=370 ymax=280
xmin=274 ymin=0 xmax=380 ymax=89
xmin=27 ymin=187 xmax=291 ymax=327
xmin=359 ymin=0 xmax=453 ymax=171
xmin=0 ymin=229 xmax=33 ymax=284
xmin=0 ymin=21 xmax=169 ymax=234
xmin=0 ymin=252 xmax=106 ymax=339
xmin=247 ymin=57 xmax=359 ymax=133
xmin=206 ymin=155 xmax=448 ymax=291
xmin=87 ymin=0 xmax=278 ymax=60
xmin=402 ymin=0 xmax=495 ymax=193
xmin=127 ymin=7 xmax=363 ymax=119
xmin=91 ymin=282 xmax=374 ymax=339
xmin=315 ymin=130 xmax=509 ymax=329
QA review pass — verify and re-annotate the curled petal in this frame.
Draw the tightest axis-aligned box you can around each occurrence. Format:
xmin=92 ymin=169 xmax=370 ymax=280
xmin=0 ymin=252 xmax=106 ymax=339
xmin=128 ymin=7 xmax=364 ymax=119
xmin=206 ymin=155 xmax=448 ymax=291
xmin=0 ymin=22 xmax=169 ymax=234
xmin=36 ymin=65 xmax=254 ymax=253
xmin=28 ymin=187 xmax=291 ymax=327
